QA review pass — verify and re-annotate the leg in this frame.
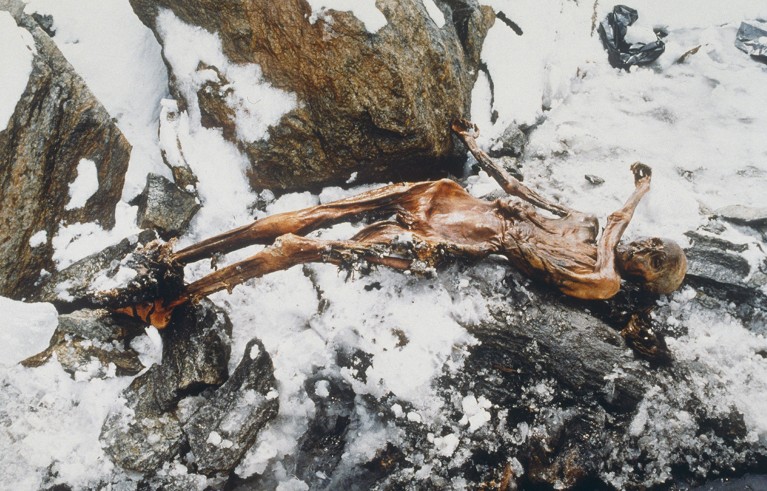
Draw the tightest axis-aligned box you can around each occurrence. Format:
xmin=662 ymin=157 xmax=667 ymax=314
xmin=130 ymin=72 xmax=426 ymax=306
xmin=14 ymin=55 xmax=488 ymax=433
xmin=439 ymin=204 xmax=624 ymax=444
xmin=451 ymin=119 xmax=574 ymax=217
xmin=172 ymin=181 xmax=439 ymax=264
xmin=123 ymin=226 xmax=499 ymax=328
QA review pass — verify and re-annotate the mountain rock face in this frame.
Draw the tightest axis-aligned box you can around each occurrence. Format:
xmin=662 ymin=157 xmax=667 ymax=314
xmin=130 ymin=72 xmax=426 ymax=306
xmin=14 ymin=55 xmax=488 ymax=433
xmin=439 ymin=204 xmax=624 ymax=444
xmin=0 ymin=3 xmax=131 ymax=299
xmin=129 ymin=0 xmax=494 ymax=191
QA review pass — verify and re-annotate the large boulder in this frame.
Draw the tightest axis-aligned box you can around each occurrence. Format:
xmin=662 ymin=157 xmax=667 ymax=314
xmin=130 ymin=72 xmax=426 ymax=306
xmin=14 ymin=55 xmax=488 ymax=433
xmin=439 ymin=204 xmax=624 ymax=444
xmin=0 ymin=3 xmax=131 ymax=299
xmin=129 ymin=0 xmax=494 ymax=191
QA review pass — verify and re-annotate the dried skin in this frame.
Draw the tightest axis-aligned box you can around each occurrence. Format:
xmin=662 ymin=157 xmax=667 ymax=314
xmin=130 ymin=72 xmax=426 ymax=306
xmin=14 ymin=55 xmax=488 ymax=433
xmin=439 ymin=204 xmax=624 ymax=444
xmin=106 ymin=121 xmax=686 ymax=328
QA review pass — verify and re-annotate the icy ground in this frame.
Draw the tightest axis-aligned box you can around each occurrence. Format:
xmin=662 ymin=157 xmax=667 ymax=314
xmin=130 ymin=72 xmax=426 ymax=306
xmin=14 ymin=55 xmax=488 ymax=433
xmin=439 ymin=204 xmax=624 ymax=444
xmin=2 ymin=0 xmax=767 ymax=489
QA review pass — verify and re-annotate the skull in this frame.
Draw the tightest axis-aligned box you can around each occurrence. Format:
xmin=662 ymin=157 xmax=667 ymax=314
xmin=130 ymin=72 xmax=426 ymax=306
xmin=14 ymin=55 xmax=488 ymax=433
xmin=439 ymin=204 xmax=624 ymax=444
xmin=616 ymin=237 xmax=687 ymax=294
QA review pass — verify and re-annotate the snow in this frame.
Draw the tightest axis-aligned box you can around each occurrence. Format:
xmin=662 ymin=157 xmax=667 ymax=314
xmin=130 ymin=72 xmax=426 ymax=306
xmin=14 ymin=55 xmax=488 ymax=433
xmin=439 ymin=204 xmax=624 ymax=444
xmin=422 ymin=0 xmax=445 ymax=28
xmin=28 ymin=230 xmax=47 ymax=248
xmin=155 ymin=9 xmax=298 ymax=144
xmin=305 ymin=0 xmax=387 ymax=33
xmin=0 ymin=11 xmax=35 ymax=132
xmin=4 ymin=0 xmax=767 ymax=488
xmin=23 ymin=0 xmax=171 ymax=201
xmin=0 ymin=297 xmax=58 ymax=367
xmin=65 ymin=158 xmax=99 ymax=210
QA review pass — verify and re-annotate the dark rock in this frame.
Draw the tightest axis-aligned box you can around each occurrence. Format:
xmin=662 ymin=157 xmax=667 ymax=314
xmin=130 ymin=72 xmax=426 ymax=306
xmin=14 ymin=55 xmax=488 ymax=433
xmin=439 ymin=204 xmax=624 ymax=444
xmin=136 ymin=174 xmax=200 ymax=239
xmin=735 ymin=20 xmax=767 ymax=60
xmin=585 ymin=174 xmax=605 ymax=185
xmin=100 ymin=300 xmax=232 ymax=472
xmin=30 ymin=230 xmax=157 ymax=308
xmin=685 ymin=230 xmax=757 ymax=288
xmin=0 ymin=4 xmax=131 ymax=299
xmin=488 ymin=122 xmax=528 ymax=158
xmin=294 ymin=374 xmax=356 ymax=483
xmin=21 ymin=309 xmax=145 ymax=378
xmin=183 ymin=338 xmax=278 ymax=475
xmin=714 ymin=204 xmax=767 ymax=229
xmin=129 ymin=0 xmax=494 ymax=191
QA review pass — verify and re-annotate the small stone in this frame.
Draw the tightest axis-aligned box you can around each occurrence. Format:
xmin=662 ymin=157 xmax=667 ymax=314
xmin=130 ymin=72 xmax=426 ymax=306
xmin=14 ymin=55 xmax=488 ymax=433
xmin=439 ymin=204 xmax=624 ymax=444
xmin=136 ymin=174 xmax=200 ymax=239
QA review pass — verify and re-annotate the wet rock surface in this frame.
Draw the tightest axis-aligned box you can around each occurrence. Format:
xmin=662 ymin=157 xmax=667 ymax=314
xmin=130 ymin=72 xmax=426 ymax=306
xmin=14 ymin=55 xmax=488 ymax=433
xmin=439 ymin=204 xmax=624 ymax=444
xmin=129 ymin=0 xmax=494 ymax=191
xmin=0 ymin=3 xmax=131 ymax=299
xmin=136 ymin=174 xmax=200 ymax=239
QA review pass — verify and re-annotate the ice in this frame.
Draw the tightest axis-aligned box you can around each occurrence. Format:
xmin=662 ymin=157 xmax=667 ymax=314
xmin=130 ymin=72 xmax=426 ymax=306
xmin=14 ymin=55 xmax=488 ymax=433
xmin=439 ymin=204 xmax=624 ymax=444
xmin=65 ymin=159 xmax=99 ymax=210
xmin=0 ymin=11 xmax=35 ymax=132
xmin=28 ymin=229 xmax=47 ymax=248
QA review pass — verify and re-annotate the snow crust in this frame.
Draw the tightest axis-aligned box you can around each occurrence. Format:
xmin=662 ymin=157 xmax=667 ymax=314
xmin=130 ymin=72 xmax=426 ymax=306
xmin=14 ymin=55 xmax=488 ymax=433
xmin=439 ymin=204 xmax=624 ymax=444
xmin=65 ymin=158 xmax=99 ymax=210
xmin=305 ymin=0 xmax=387 ymax=33
xmin=0 ymin=11 xmax=35 ymax=132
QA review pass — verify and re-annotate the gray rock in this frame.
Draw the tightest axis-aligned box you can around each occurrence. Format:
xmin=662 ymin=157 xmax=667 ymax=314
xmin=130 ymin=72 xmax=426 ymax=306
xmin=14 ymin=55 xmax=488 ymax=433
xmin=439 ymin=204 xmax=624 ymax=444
xmin=714 ymin=204 xmax=767 ymax=228
xmin=685 ymin=230 xmax=753 ymax=287
xmin=21 ymin=309 xmax=145 ymax=378
xmin=30 ymin=230 xmax=157 ymax=307
xmin=488 ymin=122 xmax=528 ymax=158
xmin=183 ymin=338 xmax=278 ymax=475
xmin=100 ymin=300 xmax=232 ymax=472
xmin=136 ymin=174 xmax=200 ymax=239
xmin=735 ymin=20 xmax=767 ymax=59
xmin=129 ymin=0 xmax=494 ymax=191
xmin=0 ymin=4 xmax=131 ymax=299
xmin=294 ymin=374 xmax=355 ymax=483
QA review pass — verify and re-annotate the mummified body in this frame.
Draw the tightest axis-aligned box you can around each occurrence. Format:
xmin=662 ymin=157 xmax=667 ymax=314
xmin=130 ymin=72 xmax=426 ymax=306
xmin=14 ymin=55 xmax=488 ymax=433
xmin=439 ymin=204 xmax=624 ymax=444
xmin=105 ymin=121 xmax=687 ymax=328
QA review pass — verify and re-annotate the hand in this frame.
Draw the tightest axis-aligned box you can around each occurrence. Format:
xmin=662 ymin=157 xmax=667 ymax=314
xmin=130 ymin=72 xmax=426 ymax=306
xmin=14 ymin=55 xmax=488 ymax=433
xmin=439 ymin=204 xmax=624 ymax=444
xmin=451 ymin=119 xmax=479 ymax=138
xmin=631 ymin=162 xmax=652 ymax=187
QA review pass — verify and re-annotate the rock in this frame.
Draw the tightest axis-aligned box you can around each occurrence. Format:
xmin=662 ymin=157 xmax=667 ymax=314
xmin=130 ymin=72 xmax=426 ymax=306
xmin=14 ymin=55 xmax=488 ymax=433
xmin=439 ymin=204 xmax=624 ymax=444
xmin=735 ymin=20 xmax=767 ymax=61
xmin=129 ymin=0 xmax=495 ymax=191
xmin=21 ymin=309 xmax=145 ymax=378
xmin=714 ymin=204 xmax=767 ymax=229
xmin=183 ymin=338 xmax=278 ymax=475
xmin=294 ymin=374 xmax=355 ymax=482
xmin=100 ymin=300 xmax=232 ymax=472
xmin=136 ymin=174 xmax=200 ymax=239
xmin=0 ymin=4 xmax=131 ymax=299
xmin=30 ymin=230 xmax=157 ymax=309
xmin=488 ymin=122 xmax=528 ymax=159
xmin=685 ymin=230 xmax=754 ymax=288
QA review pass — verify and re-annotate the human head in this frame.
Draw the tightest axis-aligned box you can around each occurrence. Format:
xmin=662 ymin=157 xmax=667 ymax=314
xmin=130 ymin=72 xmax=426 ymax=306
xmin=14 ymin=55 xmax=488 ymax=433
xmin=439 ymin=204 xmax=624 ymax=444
xmin=616 ymin=237 xmax=687 ymax=294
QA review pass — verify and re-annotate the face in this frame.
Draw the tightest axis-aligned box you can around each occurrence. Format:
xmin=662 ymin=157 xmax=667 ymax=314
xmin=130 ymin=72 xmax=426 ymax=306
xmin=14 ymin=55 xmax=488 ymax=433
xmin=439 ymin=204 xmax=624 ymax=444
xmin=618 ymin=237 xmax=687 ymax=294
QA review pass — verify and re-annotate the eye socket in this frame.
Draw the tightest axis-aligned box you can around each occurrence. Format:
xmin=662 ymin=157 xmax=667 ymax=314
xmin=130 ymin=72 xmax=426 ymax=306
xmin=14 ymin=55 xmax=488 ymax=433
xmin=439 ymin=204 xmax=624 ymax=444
xmin=651 ymin=255 xmax=664 ymax=270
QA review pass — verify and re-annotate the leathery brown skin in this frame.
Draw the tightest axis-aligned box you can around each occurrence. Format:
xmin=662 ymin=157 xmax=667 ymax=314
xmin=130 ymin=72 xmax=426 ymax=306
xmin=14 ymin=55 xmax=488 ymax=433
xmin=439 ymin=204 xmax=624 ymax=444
xmin=111 ymin=120 xmax=687 ymax=329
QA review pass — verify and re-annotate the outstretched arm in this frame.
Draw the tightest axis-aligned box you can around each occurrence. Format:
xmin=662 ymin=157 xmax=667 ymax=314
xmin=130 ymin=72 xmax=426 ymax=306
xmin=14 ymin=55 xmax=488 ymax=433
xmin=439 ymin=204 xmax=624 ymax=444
xmin=594 ymin=162 xmax=651 ymax=272
xmin=544 ymin=162 xmax=652 ymax=300
xmin=451 ymin=119 xmax=573 ymax=217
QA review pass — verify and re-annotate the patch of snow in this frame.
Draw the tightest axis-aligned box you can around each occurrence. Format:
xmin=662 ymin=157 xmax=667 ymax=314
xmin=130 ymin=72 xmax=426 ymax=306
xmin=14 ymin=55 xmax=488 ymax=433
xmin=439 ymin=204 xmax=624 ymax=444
xmin=305 ymin=0 xmax=387 ymax=33
xmin=65 ymin=158 xmax=99 ymax=210
xmin=0 ymin=296 xmax=58 ymax=367
xmin=28 ymin=229 xmax=48 ymax=248
xmin=156 ymin=9 xmax=297 ymax=144
xmin=0 ymin=360 xmax=133 ymax=489
xmin=433 ymin=433 xmax=460 ymax=457
xmin=314 ymin=379 xmax=330 ymax=398
xmin=0 ymin=11 xmax=36 ymax=132
xmin=52 ymin=201 xmax=140 ymax=269
xmin=422 ymin=0 xmax=445 ymax=28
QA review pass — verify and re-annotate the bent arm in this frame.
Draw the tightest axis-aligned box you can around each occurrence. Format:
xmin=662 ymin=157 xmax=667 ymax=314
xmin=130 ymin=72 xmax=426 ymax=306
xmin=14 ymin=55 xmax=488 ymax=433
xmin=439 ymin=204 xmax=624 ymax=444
xmin=451 ymin=119 xmax=573 ymax=217
xmin=546 ymin=163 xmax=652 ymax=300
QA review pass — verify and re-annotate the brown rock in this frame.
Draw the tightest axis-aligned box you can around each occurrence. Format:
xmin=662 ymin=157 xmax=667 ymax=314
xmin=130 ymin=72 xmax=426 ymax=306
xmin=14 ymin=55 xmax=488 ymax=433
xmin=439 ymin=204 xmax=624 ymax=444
xmin=0 ymin=5 xmax=131 ymax=298
xmin=129 ymin=0 xmax=494 ymax=191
